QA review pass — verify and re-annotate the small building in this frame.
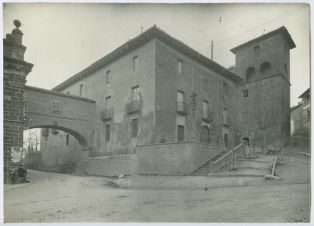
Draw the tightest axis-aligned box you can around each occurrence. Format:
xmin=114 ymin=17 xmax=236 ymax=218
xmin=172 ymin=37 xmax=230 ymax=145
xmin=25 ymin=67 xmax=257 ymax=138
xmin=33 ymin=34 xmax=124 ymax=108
xmin=299 ymin=88 xmax=311 ymax=133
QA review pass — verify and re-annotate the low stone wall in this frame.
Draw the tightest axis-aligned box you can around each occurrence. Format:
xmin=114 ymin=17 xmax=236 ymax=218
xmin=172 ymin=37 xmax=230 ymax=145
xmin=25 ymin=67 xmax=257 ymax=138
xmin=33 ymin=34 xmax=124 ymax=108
xmin=137 ymin=142 xmax=224 ymax=175
xmin=77 ymin=154 xmax=138 ymax=176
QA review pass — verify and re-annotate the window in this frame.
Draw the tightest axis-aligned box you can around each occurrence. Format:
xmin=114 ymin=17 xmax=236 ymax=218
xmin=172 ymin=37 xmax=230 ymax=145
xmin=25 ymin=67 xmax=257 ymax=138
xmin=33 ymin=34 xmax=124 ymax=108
xmin=66 ymin=91 xmax=70 ymax=95
xmin=105 ymin=124 xmax=111 ymax=142
xmin=260 ymin=62 xmax=271 ymax=74
xmin=79 ymin=84 xmax=84 ymax=96
xmin=254 ymin=45 xmax=260 ymax=52
xmin=105 ymin=96 xmax=112 ymax=110
xmin=131 ymin=86 xmax=140 ymax=102
xmin=223 ymin=133 xmax=228 ymax=149
xmin=202 ymin=100 xmax=209 ymax=119
xmin=177 ymin=59 xmax=183 ymax=74
xmin=106 ymin=70 xmax=111 ymax=84
xmin=223 ymin=109 xmax=227 ymax=124
xmin=246 ymin=67 xmax=255 ymax=82
xmin=242 ymin=89 xmax=248 ymax=98
xmin=177 ymin=91 xmax=185 ymax=112
xmin=131 ymin=118 xmax=139 ymax=138
xmin=52 ymin=100 xmax=60 ymax=114
xmin=132 ymin=56 xmax=139 ymax=72
xmin=66 ymin=134 xmax=70 ymax=146
xmin=177 ymin=125 xmax=184 ymax=142
xmin=306 ymin=109 xmax=311 ymax=122
xmin=223 ymin=82 xmax=228 ymax=97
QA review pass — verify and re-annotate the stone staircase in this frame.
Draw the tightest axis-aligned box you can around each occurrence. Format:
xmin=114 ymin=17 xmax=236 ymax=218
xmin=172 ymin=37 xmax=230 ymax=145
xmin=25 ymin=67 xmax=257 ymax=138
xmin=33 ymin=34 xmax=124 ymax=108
xmin=190 ymin=150 xmax=227 ymax=176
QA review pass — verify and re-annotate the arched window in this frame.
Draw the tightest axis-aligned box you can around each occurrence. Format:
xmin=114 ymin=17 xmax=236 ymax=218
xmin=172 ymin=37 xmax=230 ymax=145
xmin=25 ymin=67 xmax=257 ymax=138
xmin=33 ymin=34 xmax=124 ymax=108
xmin=246 ymin=67 xmax=255 ymax=82
xmin=260 ymin=62 xmax=271 ymax=74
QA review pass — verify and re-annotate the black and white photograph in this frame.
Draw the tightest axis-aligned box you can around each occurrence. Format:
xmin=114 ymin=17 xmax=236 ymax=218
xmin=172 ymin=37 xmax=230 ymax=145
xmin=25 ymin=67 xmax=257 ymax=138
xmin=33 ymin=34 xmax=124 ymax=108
xmin=2 ymin=2 xmax=311 ymax=223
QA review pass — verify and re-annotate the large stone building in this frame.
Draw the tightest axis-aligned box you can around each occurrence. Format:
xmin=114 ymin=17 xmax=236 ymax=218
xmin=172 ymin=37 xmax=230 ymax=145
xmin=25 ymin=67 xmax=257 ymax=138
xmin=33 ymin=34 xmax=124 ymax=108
xmin=40 ymin=25 xmax=295 ymax=174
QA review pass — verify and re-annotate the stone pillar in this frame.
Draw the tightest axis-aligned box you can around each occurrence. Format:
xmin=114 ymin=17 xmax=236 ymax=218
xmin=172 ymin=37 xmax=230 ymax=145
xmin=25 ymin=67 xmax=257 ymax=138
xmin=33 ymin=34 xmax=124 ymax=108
xmin=3 ymin=20 xmax=33 ymax=183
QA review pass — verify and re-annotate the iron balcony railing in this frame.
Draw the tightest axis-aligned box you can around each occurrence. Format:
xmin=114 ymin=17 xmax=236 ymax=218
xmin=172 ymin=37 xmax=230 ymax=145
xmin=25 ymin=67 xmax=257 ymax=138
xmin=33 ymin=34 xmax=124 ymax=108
xmin=126 ymin=100 xmax=141 ymax=114
xmin=176 ymin=102 xmax=188 ymax=115
xmin=202 ymin=110 xmax=214 ymax=122
xmin=101 ymin=108 xmax=113 ymax=121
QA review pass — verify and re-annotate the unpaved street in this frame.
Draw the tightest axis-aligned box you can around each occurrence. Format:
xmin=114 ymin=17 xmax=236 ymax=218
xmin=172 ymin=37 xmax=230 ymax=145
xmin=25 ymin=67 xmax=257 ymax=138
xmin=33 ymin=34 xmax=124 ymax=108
xmin=4 ymin=153 xmax=310 ymax=223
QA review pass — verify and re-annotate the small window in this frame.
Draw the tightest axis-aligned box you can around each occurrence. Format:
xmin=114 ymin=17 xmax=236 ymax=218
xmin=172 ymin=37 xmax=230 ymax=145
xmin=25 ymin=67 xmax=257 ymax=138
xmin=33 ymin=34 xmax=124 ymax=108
xmin=66 ymin=134 xmax=70 ymax=146
xmin=132 ymin=56 xmax=139 ymax=72
xmin=202 ymin=100 xmax=209 ymax=119
xmin=105 ymin=96 xmax=112 ymax=110
xmin=260 ymin=62 xmax=271 ymax=74
xmin=131 ymin=118 xmax=139 ymax=138
xmin=223 ymin=82 xmax=228 ymax=97
xmin=177 ymin=91 xmax=185 ymax=112
xmin=307 ymin=109 xmax=311 ymax=122
xmin=106 ymin=70 xmax=111 ymax=84
xmin=177 ymin=125 xmax=184 ymax=142
xmin=105 ymin=124 xmax=111 ymax=142
xmin=79 ymin=84 xmax=84 ymax=97
xmin=131 ymin=86 xmax=140 ymax=102
xmin=66 ymin=91 xmax=70 ymax=95
xmin=246 ymin=67 xmax=255 ymax=82
xmin=254 ymin=45 xmax=260 ymax=52
xmin=242 ymin=89 xmax=248 ymax=98
xmin=177 ymin=59 xmax=183 ymax=74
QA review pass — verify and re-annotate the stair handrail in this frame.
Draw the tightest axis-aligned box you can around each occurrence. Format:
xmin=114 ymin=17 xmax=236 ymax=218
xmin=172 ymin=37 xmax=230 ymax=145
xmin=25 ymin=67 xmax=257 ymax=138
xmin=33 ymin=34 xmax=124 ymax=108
xmin=213 ymin=143 xmax=244 ymax=166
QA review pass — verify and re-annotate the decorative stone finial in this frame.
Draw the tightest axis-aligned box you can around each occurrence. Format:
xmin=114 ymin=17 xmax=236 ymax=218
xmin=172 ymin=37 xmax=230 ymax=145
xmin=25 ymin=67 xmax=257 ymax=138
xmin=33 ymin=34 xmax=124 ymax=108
xmin=13 ymin=20 xmax=21 ymax=29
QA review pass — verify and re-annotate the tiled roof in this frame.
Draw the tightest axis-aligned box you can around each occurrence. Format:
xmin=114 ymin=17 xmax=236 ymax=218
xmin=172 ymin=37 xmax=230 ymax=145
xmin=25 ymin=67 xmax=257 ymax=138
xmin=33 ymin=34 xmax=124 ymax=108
xmin=52 ymin=25 xmax=242 ymax=91
xmin=230 ymin=26 xmax=296 ymax=54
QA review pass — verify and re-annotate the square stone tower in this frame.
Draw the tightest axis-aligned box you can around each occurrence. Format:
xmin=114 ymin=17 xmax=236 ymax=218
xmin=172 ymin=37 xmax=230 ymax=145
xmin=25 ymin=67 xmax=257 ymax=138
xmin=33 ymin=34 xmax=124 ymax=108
xmin=231 ymin=27 xmax=296 ymax=148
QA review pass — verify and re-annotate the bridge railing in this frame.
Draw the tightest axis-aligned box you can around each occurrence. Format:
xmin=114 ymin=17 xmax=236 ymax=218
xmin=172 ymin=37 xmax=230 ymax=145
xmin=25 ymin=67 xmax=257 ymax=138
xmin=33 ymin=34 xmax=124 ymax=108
xmin=210 ymin=143 xmax=244 ymax=173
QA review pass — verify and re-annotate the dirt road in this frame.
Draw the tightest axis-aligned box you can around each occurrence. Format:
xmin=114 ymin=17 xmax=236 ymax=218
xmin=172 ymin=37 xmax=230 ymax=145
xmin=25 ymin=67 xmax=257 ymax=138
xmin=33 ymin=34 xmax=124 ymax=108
xmin=4 ymin=153 xmax=310 ymax=223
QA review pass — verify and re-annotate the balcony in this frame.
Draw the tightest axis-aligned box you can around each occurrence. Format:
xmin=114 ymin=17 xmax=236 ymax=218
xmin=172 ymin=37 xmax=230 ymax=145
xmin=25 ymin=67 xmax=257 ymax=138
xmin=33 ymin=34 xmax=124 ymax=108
xmin=126 ymin=100 xmax=141 ymax=114
xmin=176 ymin=102 xmax=188 ymax=115
xmin=101 ymin=108 xmax=113 ymax=121
xmin=202 ymin=110 xmax=213 ymax=122
xmin=223 ymin=116 xmax=231 ymax=127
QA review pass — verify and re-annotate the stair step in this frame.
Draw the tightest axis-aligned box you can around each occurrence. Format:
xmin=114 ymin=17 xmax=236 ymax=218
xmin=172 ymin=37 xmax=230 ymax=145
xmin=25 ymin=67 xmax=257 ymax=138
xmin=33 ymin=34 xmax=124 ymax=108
xmin=190 ymin=150 xmax=228 ymax=176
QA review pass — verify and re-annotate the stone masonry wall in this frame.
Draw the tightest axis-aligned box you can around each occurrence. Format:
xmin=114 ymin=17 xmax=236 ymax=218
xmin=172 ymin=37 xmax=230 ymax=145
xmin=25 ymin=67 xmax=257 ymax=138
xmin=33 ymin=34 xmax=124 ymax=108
xmin=137 ymin=142 xmax=225 ymax=175
xmin=155 ymin=40 xmax=238 ymax=147
xmin=3 ymin=21 xmax=33 ymax=183
xmin=45 ymin=40 xmax=157 ymax=156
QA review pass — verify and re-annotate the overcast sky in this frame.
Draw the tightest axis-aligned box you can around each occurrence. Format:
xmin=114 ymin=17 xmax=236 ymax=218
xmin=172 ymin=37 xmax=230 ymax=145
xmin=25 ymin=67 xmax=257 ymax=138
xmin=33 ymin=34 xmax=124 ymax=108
xmin=3 ymin=3 xmax=310 ymax=106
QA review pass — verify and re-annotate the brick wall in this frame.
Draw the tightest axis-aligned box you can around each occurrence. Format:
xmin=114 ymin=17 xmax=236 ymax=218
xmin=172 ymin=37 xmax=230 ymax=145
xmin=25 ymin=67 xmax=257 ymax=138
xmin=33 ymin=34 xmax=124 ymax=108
xmin=3 ymin=22 xmax=33 ymax=183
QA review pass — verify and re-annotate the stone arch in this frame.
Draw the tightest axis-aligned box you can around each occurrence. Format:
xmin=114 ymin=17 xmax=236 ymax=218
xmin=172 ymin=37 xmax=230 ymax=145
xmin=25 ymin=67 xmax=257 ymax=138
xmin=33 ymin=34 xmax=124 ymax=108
xmin=27 ymin=125 xmax=88 ymax=147
xmin=246 ymin=67 xmax=255 ymax=82
xmin=260 ymin=62 xmax=271 ymax=74
xmin=200 ymin=126 xmax=210 ymax=143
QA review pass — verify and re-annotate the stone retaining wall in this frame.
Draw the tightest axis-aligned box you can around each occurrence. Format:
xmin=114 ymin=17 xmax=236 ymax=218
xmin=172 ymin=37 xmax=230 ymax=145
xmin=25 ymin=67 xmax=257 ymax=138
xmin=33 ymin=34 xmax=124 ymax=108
xmin=137 ymin=142 xmax=224 ymax=175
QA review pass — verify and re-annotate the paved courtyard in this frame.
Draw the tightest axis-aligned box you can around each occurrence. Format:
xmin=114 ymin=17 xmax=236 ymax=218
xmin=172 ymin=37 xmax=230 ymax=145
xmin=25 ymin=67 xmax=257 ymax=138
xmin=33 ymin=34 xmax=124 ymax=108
xmin=4 ymin=150 xmax=310 ymax=223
